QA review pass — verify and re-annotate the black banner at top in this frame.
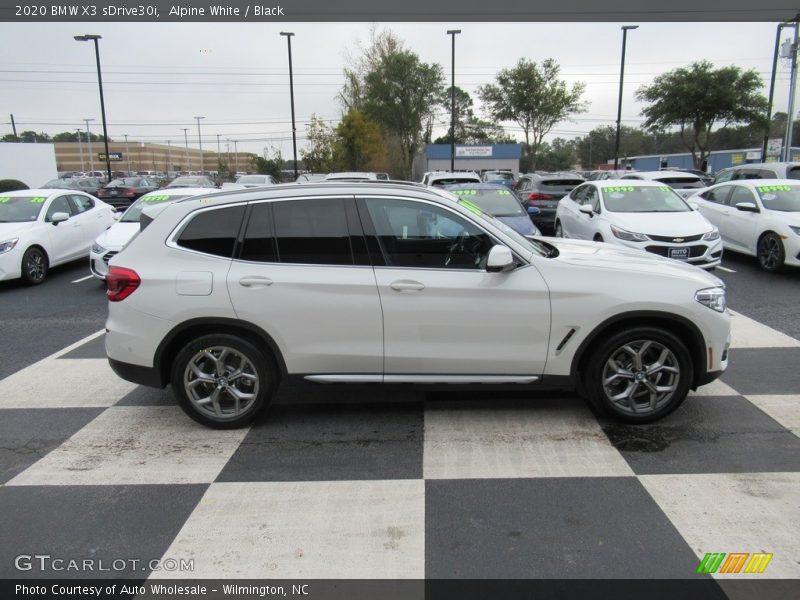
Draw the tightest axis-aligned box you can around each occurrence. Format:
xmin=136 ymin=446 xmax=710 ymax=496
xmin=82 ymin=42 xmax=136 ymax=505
xmin=0 ymin=0 xmax=799 ymax=22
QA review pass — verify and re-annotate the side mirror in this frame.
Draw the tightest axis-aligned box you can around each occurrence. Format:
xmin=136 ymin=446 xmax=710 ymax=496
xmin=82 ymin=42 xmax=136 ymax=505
xmin=527 ymin=206 xmax=541 ymax=215
xmin=579 ymin=204 xmax=595 ymax=216
xmin=486 ymin=245 xmax=514 ymax=273
xmin=735 ymin=202 xmax=759 ymax=213
xmin=50 ymin=212 xmax=69 ymax=225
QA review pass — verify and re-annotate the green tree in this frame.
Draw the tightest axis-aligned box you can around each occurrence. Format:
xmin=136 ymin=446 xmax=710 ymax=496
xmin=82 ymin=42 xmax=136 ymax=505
xmin=250 ymin=148 xmax=283 ymax=181
xmin=434 ymin=86 xmax=512 ymax=145
xmin=335 ymin=109 xmax=386 ymax=172
xmin=535 ymin=138 xmax=578 ymax=172
xmin=362 ymin=50 xmax=444 ymax=179
xmin=636 ymin=60 xmax=768 ymax=169
xmin=478 ymin=58 xmax=586 ymax=170
xmin=300 ymin=114 xmax=339 ymax=173
xmin=1 ymin=130 xmax=51 ymax=143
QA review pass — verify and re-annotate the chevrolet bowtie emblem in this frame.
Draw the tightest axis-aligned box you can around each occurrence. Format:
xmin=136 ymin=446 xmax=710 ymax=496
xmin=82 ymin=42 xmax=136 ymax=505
xmin=673 ymin=238 xmax=685 ymax=243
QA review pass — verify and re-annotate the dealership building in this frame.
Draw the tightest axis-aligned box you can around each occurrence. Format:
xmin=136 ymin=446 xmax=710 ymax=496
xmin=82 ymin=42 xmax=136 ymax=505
xmin=414 ymin=144 xmax=523 ymax=179
xmin=615 ymin=146 xmax=800 ymax=172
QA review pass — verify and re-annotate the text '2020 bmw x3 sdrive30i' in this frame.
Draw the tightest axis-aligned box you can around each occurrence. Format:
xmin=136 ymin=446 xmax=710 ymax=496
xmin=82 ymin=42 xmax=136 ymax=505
xmin=105 ymin=183 xmax=731 ymax=429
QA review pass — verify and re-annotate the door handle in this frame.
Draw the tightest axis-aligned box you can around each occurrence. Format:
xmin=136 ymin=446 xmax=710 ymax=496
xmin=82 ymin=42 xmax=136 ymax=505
xmin=390 ymin=280 xmax=425 ymax=292
xmin=239 ymin=276 xmax=273 ymax=287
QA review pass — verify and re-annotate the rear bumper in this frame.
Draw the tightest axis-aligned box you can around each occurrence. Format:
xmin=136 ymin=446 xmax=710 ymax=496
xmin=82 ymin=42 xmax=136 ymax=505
xmin=108 ymin=357 xmax=164 ymax=388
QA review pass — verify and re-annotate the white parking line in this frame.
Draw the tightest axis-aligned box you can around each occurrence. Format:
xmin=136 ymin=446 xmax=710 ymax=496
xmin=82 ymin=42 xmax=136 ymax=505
xmin=716 ymin=266 xmax=736 ymax=273
xmin=71 ymin=275 xmax=95 ymax=283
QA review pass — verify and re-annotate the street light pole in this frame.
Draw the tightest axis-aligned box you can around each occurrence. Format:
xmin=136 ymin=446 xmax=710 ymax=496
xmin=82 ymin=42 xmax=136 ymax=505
xmin=233 ymin=140 xmax=239 ymax=173
xmin=123 ymin=134 xmax=131 ymax=174
xmin=83 ymin=118 xmax=95 ymax=173
xmin=447 ymin=29 xmax=461 ymax=172
xmin=614 ymin=25 xmax=638 ymax=171
xmin=785 ymin=19 xmax=800 ymax=162
xmin=762 ymin=22 xmax=790 ymax=161
xmin=74 ymin=35 xmax=112 ymax=183
xmin=76 ymin=128 xmax=84 ymax=172
xmin=194 ymin=116 xmax=205 ymax=173
xmin=182 ymin=128 xmax=190 ymax=172
xmin=280 ymin=32 xmax=298 ymax=179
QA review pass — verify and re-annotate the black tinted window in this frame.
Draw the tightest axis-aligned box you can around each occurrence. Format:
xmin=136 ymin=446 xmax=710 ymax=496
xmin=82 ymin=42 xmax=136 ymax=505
xmin=46 ymin=196 xmax=72 ymax=221
xmin=702 ymin=186 xmax=732 ymax=205
xmin=273 ymin=198 xmax=353 ymax=265
xmin=177 ymin=205 xmax=245 ymax=257
xmin=70 ymin=195 xmax=94 ymax=213
xmin=241 ymin=203 xmax=277 ymax=262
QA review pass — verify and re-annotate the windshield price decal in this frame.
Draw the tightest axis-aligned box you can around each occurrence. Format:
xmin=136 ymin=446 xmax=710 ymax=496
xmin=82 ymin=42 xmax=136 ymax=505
xmin=452 ymin=189 xmax=477 ymax=196
xmin=457 ymin=199 xmax=486 ymax=216
xmin=142 ymin=195 xmax=171 ymax=203
xmin=0 ymin=197 xmax=9 ymax=203
xmin=30 ymin=197 xmax=45 ymax=203
xmin=496 ymin=189 xmax=510 ymax=195
xmin=602 ymin=186 xmax=636 ymax=193
xmin=757 ymin=185 xmax=792 ymax=192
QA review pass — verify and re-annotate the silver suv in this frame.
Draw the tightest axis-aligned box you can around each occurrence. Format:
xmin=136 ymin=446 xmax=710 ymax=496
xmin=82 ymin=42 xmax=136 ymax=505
xmin=105 ymin=183 xmax=730 ymax=428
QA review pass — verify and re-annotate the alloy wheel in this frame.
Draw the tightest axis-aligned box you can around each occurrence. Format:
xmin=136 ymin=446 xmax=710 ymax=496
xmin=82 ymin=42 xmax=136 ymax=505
xmin=183 ymin=345 xmax=260 ymax=421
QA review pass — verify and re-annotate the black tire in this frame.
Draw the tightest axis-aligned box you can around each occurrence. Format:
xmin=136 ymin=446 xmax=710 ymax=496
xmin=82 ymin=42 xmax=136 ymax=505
xmin=21 ymin=247 xmax=48 ymax=285
xmin=757 ymin=232 xmax=785 ymax=272
xmin=593 ymin=234 xmax=604 ymax=242
xmin=583 ymin=327 xmax=693 ymax=423
xmin=555 ymin=221 xmax=564 ymax=238
xmin=170 ymin=334 xmax=275 ymax=429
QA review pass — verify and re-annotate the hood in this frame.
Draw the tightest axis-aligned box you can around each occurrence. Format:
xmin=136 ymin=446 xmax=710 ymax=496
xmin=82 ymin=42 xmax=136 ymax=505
xmin=94 ymin=222 xmax=139 ymax=250
xmin=547 ymin=238 xmax=723 ymax=287
xmin=0 ymin=221 xmax=37 ymax=240
xmin=496 ymin=215 xmax=537 ymax=236
xmin=607 ymin=210 xmax=713 ymax=237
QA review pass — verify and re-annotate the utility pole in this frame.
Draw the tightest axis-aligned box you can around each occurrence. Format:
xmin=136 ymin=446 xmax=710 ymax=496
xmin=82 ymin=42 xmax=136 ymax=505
xmin=84 ymin=118 xmax=95 ymax=172
xmin=167 ymin=140 xmax=172 ymax=173
xmin=614 ymin=25 xmax=638 ymax=170
xmin=784 ymin=17 xmax=800 ymax=162
xmin=280 ymin=32 xmax=298 ymax=179
xmin=10 ymin=114 xmax=18 ymax=141
xmin=234 ymin=140 xmax=239 ymax=173
xmin=447 ymin=29 xmax=461 ymax=172
xmin=194 ymin=116 xmax=205 ymax=173
xmin=123 ymin=134 xmax=131 ymax=174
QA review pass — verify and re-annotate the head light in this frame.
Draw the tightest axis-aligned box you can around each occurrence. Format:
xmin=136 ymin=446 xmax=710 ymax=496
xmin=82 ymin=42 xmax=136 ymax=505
xmin=0 ymin=238 xmax=19 ymax=254
xmin=610 ymin=225 xmax=649 ymax=242
xmin=702 ymin=228 xmax=720 ymax=241
xmin=91 ymin=242 xmax=106 ymax=254
xmin=790 ymin=225 xmax=800 ymax=236
xmin=695 ymin=286 xmax=726 ymax=313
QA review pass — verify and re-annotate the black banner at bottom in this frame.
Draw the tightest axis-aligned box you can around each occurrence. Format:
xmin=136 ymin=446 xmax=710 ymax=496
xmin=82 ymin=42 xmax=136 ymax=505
xmin=3 ymin=579 xmax=799 ymax=600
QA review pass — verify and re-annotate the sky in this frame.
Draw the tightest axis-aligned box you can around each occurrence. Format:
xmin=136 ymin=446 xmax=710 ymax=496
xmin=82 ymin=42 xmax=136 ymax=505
xmin=0 ymin=21 xmax=794 ymax=158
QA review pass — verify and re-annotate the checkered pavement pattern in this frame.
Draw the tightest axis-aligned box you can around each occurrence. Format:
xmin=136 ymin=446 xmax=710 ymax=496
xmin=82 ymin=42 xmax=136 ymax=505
xmin=0 ymin=310 xmax=798 ymax=583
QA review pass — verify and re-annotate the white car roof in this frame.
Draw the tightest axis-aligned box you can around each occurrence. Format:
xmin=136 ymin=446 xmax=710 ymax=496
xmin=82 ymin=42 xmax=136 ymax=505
xmin=592 ymin=179 xmax=677 ymax=187
xmin=1 ymin=189 xmax=91 ymax=197
xmin=325 ymin=172 xmax=377 ymax=180
xmin=626 ymin=171 xmax=703 ymax=179
xmin=139 ymin=188 xmax=214 ymax=198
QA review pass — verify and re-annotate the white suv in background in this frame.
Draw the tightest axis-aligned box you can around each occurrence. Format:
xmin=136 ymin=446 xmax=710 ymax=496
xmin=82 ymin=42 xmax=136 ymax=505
xmin=105 ymin=183 xmax=730 ymax=428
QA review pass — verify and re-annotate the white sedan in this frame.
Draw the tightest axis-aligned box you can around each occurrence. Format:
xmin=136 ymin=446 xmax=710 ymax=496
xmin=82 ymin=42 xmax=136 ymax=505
xmin=90 ymin=188 xmax=212 ymax=280
xmin=555 ymin=180 xmax=722 ymax=270
xmin=688 ymin=179 xmax=800 ymax=272
xmin=0 ymin=189 xmax=115 ymax=284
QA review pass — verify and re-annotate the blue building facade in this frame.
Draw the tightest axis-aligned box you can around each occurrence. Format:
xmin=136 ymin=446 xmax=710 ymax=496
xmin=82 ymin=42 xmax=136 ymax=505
xmin=618 ymin=147 xmax=800 ymax=173
xmin=414 ymin=144 xmax=523 ymax=180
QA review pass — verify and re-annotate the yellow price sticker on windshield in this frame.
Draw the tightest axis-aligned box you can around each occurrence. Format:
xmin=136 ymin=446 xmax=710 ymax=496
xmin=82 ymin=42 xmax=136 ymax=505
xmin=458 ymin=199 xmax=485 ymax=216
xmin=603 ymin=186 xmax=635 ymax=193
xmin=30 ymin=197 xmax=45 ymax=203
xmin=142 ymin=195 xmax=171 ymax=203
xmin=0 ymin=197 xmax=10 ymax=203
xmin=757 ymin=185 xmax=791 ymax=193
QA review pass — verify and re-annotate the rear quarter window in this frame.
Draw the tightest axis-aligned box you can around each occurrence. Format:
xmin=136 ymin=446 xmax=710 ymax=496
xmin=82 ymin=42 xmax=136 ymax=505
xmin=176 ymin=205 xmax=246 ymax=257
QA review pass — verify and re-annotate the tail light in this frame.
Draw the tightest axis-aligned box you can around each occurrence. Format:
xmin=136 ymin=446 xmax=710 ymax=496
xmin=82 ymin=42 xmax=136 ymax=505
xmin=107 ymin=266 xmax=140 ymax=302
xmin=121 ymin=188 xmax=137 ymax=197
xmin=527 ymin=192 xmax=553 ymax=201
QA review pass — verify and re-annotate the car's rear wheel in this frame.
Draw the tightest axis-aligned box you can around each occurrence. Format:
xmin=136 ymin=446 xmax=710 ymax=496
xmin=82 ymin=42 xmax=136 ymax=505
xmin=757 ymin=232 xmax=785 ymax=272
xmin=171 ymin=334 xmax=274 ymax=429
xmin=21 ymin=247 xmax=48 ymax=285
xmin=583 ymin=327 xmax=693 ymax=423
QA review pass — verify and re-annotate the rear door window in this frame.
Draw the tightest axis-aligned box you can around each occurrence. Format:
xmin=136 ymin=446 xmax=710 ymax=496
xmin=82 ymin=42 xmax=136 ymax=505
xmin=272 ymin=198 xmax=354 ymax=265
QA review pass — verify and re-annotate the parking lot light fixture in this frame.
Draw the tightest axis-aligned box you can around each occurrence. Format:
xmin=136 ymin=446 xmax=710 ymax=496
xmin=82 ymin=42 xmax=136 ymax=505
xmin=75 ymin=34 xmax=112 ymax=183
xmin=194 ymin=116 xmax=205 ymax=173
xmin=182 ymin=128 xmax=190 ymax=172
xmin=280 ymin=32 xmax=298 ymax=180
xmin=83 ymin=118 xmax=95 ymax=173
xmin=447 ymin=29 xmax=461 ymax=172
xmin=614 ymin=25 xmax=638 ymax=171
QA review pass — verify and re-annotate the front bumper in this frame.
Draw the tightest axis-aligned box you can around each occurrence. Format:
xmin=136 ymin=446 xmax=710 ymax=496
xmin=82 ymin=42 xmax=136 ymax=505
xmin=0 ymin=245 xmax=23 ymax=281
xmin=89 ymin=247 xmax=122 ymax=280
xmin=612 ymin=236 xmax=723 ymax=270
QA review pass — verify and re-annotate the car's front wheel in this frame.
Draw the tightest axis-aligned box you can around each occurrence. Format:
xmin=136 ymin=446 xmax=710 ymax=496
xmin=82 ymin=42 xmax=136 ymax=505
xmin=757 ymin=232 xmax=785 ymax=272
xmin=583 ymin=327 xmax=693 ymax=423
xmin=171 ymin=334 xmax=274 ymax=429
xmin=21 ymin=247 xmax=48 ymax=285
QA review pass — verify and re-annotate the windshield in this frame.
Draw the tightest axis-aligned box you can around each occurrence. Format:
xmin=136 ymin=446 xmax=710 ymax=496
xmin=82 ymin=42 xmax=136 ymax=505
xmin=484 ymin=172 xmax=514 ymax=181
xmin=601 ymin=185 xmax=691 ymax=212
xmin=654 ymin=177 xmax=704 ymax=189
xmin=120 ymin=194 xmax=190 ymax=222
xmin=107 ymin=178 xmax=141 ymax=187
xmin=755 ymin=184 xmax=800 ymax=211
xmin=431 ymin=177 xmax=480 ymax=187
xmin=450 ymin=188 xmax=525 ymax=216
xmin=236 ymin=175 xmax=267 ymax=184
xmin=0 ymin=195 xmax=46 ymax=222
xmin=42 ymin=179 xmax=70 ymax=188
xmin=170 ymin=177 xmax=208 ymax=186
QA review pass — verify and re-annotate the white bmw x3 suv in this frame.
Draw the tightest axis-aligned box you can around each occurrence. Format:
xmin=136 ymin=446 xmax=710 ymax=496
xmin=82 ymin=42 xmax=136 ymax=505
xmin=105 ymin=183 xmax=731 ymax=428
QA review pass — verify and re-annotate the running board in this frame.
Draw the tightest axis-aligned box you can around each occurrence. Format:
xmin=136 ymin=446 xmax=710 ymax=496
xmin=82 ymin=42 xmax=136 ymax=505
xmin=304 ymin=374 xmax=540 ymax=384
